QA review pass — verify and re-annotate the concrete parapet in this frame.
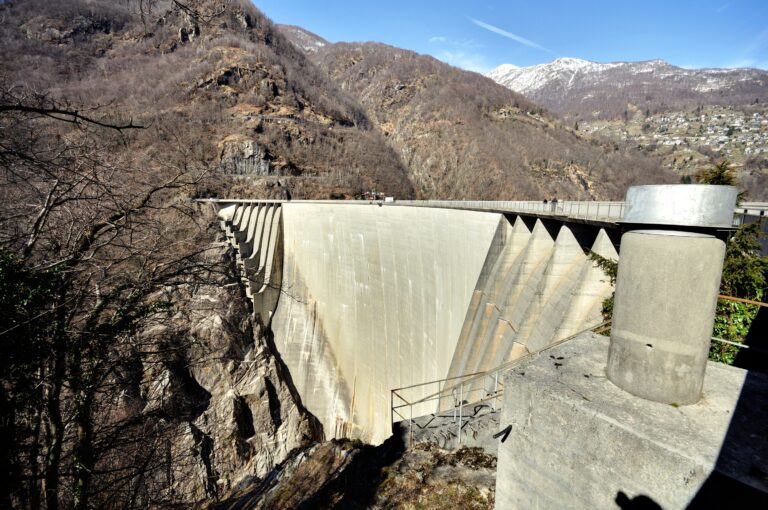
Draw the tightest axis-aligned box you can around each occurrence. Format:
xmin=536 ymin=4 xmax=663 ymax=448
xmin=607 ymin=230 xmax=725 ymax=404
xmin=495 ymin=333 xmax=768 ymax=509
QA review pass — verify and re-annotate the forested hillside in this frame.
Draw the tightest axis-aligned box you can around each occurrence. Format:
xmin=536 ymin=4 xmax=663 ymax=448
xmin=308 ymin=42 xmax=676 ymax=199
xmin=486 ymin=58 xmax=768 ymax=199
xmin=1 ymin=0 xmax=414 ymax=200
xmin=1 ymin=1 xmax=402 ymax=507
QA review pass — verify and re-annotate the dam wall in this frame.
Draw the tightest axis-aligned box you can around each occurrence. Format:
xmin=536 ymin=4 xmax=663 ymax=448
xmin=441 ymin=219 xmax=617 ymax=409
xmin=219 ymin=202 xmax=283 ymax=323
xmin=214 ymin=190 xmax=768 ymax=507
xmin=271 ymin=204 xmax=502 ymax=443
xmin=216 ymin=201 xmax=618 ymax=445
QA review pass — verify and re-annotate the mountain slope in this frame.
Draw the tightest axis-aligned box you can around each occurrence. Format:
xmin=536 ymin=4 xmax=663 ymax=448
xmin=488 ymin=57 xmax=768 ymax=120
xmin=277 ymin=24 xmax=329 ymax=53
xmin=310 ymin=43 xmax=675 ymax=200
xmin=1 ymin=0 xmax=414 ymax=200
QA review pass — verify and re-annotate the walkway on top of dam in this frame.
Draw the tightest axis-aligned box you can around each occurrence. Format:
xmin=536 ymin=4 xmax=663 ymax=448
xmin=198 ymin=198 xmax=767 ymax=227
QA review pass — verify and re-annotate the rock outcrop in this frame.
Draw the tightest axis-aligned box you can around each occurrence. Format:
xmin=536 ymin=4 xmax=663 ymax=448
xmin=218 ymin=136 xmax=273 ymax=176
xmin=215 ymin=439 xmax=496 ymax=509
xmin=137 ymin=207 xmax=322 ymax=505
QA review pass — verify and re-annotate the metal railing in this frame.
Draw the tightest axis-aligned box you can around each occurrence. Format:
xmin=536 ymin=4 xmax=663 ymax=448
xmin=392 ymin=200 xmax=626 ymax=223
xmin=733 ymin=202 xmax=768 ymax=222
xmin=390 ymin=321 xmax=763 ymax=448
xmin=390 ymin=321 xmax=612 ymax=448
xmin=197 ymin=198 xmax=768 ymax=227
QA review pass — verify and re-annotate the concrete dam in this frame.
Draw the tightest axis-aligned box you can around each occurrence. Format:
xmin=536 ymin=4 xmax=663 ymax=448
xmin=214 ymin=200 xmax=618 ymax=444
xmin=209 ymin=189 xmax=768 ymax=508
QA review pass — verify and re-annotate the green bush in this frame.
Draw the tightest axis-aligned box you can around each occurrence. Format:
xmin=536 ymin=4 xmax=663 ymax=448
xmin=709 ymin=300 xmax=759 ymax=364
xmin=708 ymin=221 xmax=766 ymax=364
xmin=590 ymin=220 xmax=766 ymax=356
xmin=588 ymin=251 xmax=618 ymax=335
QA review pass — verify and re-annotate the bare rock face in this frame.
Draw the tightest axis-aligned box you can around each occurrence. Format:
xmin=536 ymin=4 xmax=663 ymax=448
xmin=138 ymin=208 xmax=323 ymax=506
xmin=218 ymin=136 xmax=272 ymax=176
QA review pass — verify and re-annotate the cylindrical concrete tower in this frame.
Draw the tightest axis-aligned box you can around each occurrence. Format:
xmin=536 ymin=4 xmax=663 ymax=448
xmin=606 ymin=185 xmax=736 ymax=405
xmin=607 ymin=230 xmax=725 ymax=404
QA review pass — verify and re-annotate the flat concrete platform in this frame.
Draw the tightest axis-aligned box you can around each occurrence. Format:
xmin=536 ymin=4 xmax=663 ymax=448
xmin=495 ymin=333 xmax=768 ymax=509
xmin=399 ymin=405 xmax=501 ymax=455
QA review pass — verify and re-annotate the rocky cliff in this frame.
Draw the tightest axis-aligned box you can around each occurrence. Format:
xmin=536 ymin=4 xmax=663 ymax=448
xmin=152 ymin=215 xmax=323 ymax=504
xmin=215 ymin=439 xmax=497 ymax=509
xmin=97 ymin=208 xmax=325 ymax=506
xmin=1 ymin=0 xmax=414 ymax=201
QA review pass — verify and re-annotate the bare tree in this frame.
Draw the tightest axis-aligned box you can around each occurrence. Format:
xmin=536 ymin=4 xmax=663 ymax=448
xmin=0 ymin=83 xmax=221 ymax=509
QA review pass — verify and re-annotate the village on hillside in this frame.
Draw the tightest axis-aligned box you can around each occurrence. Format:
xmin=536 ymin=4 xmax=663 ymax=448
xmin=581 ymin=105 xmax=768 ymax=180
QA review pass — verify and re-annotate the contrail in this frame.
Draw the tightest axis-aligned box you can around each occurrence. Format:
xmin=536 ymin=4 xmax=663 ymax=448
xmin=471 ymin=18 xmax=553 ymax=53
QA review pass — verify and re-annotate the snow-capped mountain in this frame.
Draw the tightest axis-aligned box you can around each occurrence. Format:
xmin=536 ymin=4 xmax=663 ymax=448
xmin=487 ymin=58 xmax=625 ymax=95
xmin=486 ymin=57 xmax=768 ymax=119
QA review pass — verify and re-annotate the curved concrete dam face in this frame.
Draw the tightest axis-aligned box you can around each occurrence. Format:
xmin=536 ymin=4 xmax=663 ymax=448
xmin=271 ymin=204 xmax=502 ymax=443
xmin=217 ymin=201 xmax=618 ymax=444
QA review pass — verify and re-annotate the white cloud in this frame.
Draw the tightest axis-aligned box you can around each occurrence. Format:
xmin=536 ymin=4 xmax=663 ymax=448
xmin=429 ymin=36 xmax=448 ymax=43
xmin=436 ymin=50 xmax=491 ymax=74
xmin=716 ymin=2 xmax=732 ymax=13
xmin=470 ymin=18 xmax=553 ymax=54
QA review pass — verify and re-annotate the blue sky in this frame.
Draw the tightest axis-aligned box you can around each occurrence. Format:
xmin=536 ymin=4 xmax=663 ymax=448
xmin=253 ymin=0 xmax=768 ymax=73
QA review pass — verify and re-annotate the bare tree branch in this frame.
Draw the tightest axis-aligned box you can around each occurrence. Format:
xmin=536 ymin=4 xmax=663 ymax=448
xmin=0 ymin=104 xmax=144 ymax=132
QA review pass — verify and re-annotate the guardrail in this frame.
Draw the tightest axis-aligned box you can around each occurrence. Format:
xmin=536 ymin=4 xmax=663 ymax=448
xmin=393 ymin=200 xmax=626 ymax=223
xmin=734 ymin=202 xmax=768 ymax=228
xmin=197 ymin=198 xmax=768 ymax=227
xmin=390 ymin=321 xmax=612 ymax=448
xmin=390 ymin=319 xmax=764 ymax=448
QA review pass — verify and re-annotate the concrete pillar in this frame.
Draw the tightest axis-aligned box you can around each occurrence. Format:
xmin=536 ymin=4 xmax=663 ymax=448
xmin=607 ymin=185 xmax=736 ymax=405
xmin=606 ymin=230 xmax=725 ymax=404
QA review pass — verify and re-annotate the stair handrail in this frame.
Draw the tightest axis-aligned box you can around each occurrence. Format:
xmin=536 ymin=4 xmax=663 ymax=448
xmin=391 ymin=320 xmax=612 ymax=447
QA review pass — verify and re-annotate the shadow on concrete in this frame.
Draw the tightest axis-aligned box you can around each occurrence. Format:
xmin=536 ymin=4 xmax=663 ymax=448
xmin=512 ymin=214 xmax=622 ymax=254
xmin=262 ymin=326 xmax=324 ymax=441
xmin=733 ymin=306 xmax=768 ymax=373
xmin=686 ymin=369 xmax=768 ymax=509
xmin=615 ymin=491 xmax=663 ymax=509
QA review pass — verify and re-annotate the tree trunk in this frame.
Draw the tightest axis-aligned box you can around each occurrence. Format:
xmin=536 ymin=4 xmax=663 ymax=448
xmin=0 ymin=386 xmax=15 ymax=509
xmin=44 ymin=364 xmax=63 ymax=510
xmin=72 ymin=393 xmax=95 ymax=510
xmin=29 ymin=399 xmax=43 ymax=510
xmin=44 ymin=296 xmax=68 ymax=510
